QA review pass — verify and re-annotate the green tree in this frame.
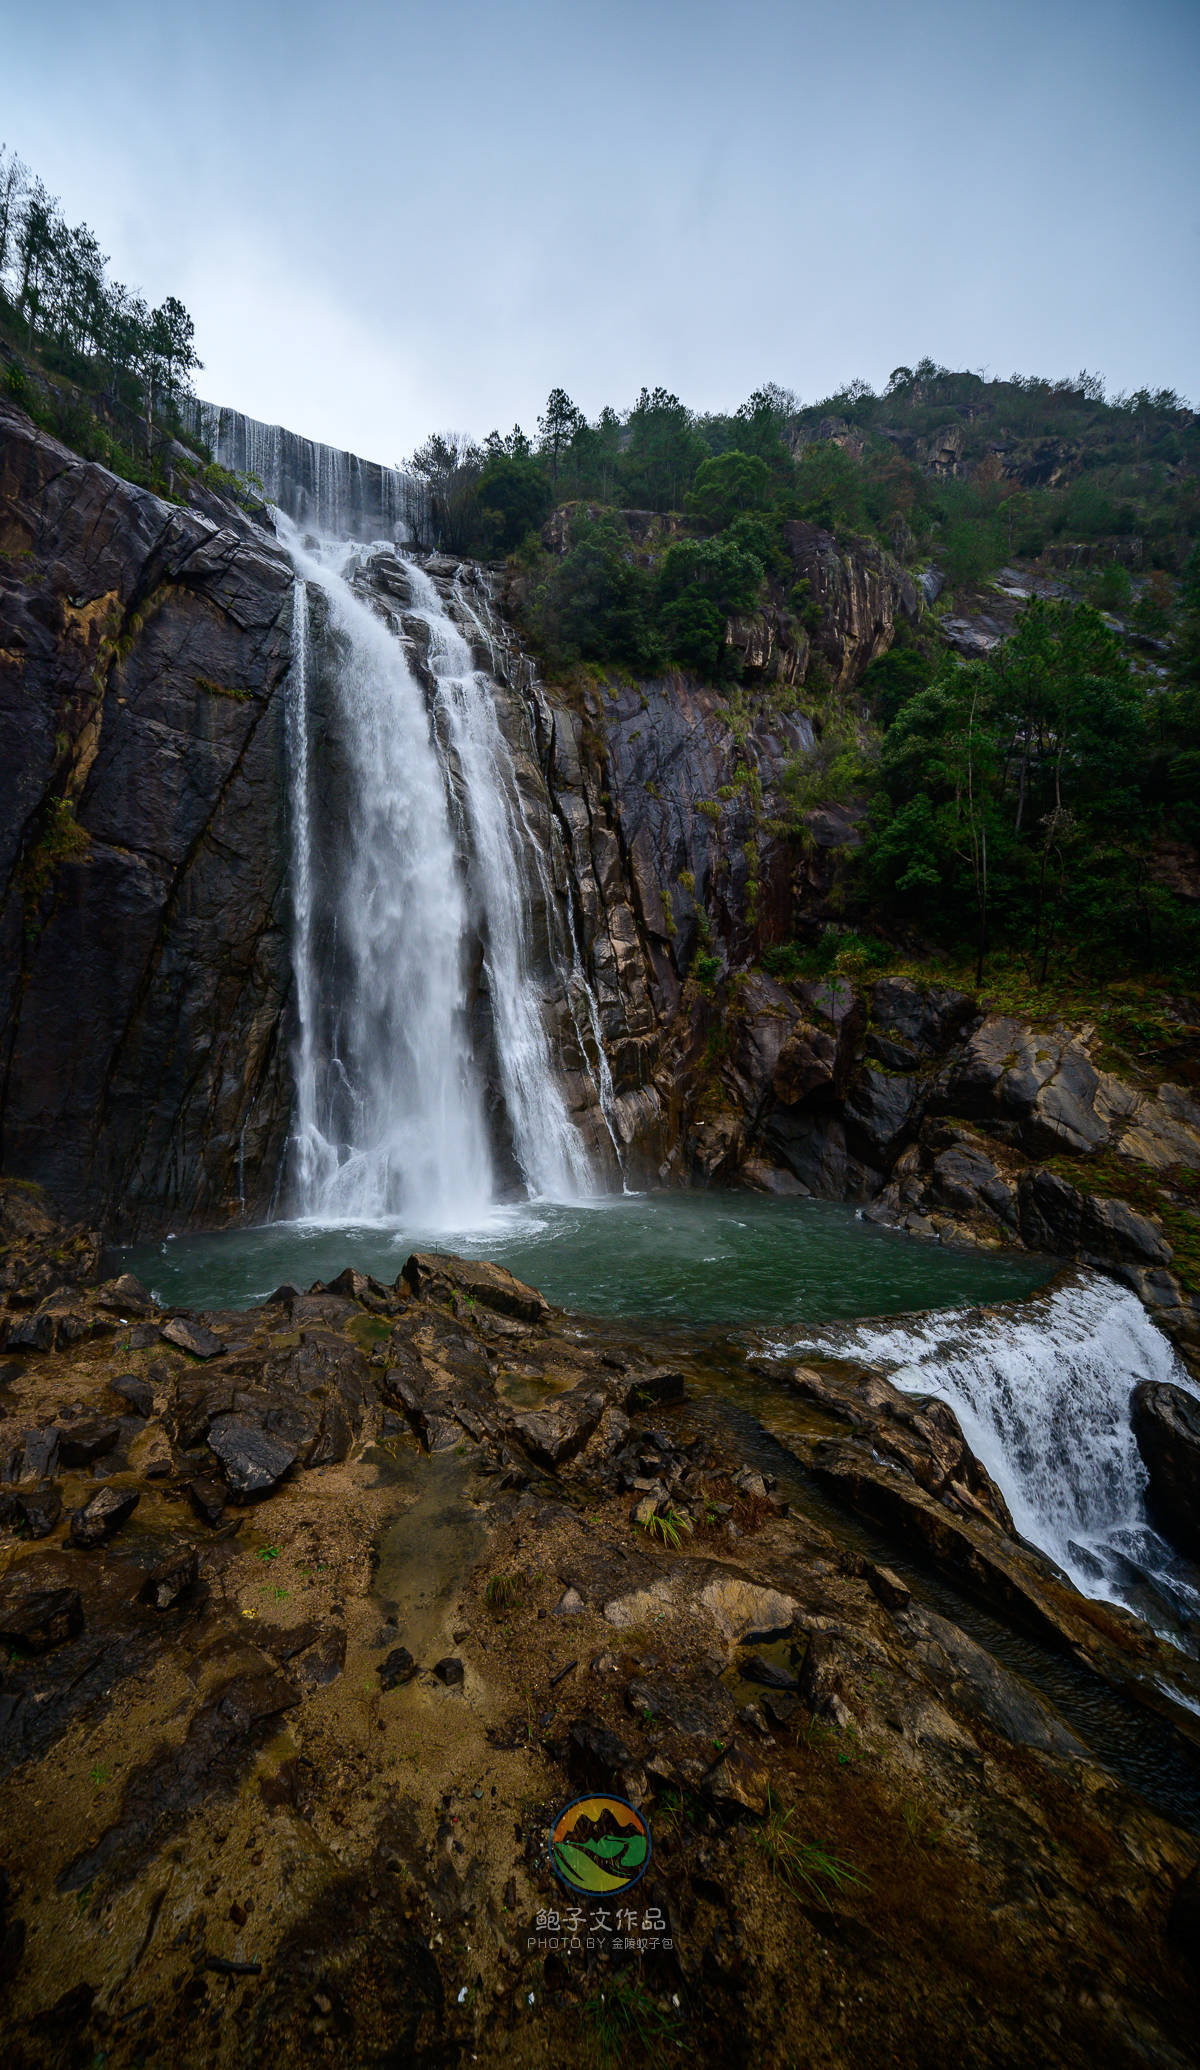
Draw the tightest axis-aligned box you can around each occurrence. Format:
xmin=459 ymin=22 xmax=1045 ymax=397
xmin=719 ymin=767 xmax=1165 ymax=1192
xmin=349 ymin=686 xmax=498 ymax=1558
xmin=685 ymin=449 xmax=772 ymax=527
xmin=476 ymin=451 xmax=552 ymax=552
xmin=619 ymin=387 xmax=706 ymax=510
xmin=537 ymin=387 xmax=584 ymax=486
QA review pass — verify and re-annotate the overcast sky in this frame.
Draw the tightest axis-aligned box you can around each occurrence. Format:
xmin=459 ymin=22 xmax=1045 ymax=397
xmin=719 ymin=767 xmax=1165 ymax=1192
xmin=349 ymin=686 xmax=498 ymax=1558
xmin=4 ymin=0 xmax=1198 ymax=467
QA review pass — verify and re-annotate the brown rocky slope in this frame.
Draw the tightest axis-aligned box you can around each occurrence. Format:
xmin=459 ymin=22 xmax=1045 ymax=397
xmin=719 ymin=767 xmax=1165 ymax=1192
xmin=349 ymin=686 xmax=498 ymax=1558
xmin=0 ymin=1196 xmax=1198 ymax=2068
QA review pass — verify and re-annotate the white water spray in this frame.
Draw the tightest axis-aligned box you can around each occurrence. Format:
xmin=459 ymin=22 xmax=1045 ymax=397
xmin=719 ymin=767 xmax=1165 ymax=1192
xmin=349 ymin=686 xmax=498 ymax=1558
xmin=279 ymin=523 xmax=607 ymax=1224
xmin=404 ymin=558 xmax=596 ymax=1199
xmin=282 ymin=527 xmax=494 ymax=1223
xmin=782 ymin=1269 xmax=1200 ymax=1613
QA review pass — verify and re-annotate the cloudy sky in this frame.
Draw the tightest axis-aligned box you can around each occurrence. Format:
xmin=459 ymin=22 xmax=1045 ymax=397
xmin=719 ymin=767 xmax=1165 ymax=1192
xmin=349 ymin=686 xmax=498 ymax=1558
xmin=4 ymin=0 xmax=1198 ymax=467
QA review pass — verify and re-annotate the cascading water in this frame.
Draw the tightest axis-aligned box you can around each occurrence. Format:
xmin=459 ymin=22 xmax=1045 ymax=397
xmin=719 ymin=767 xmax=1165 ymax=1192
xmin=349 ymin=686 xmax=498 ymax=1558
xmin=279 ymin=521 xmax=604 ymax=1225
xmin=779 ymin=1268 xmax=1200 ymax=1627
xmin=404 ymin=559 xmax=596 ymax=1200
xmin=184 ymin=399 xmax=421 ymax=541
xmin=282 ymin=524 xmax=495 ymax=1224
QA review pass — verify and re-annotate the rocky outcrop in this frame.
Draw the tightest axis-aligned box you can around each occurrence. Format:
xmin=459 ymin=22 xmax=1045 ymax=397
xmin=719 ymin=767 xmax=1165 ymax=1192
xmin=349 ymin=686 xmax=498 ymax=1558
xmin=1133 ymin=1381 xmax=1200 ymax=1559
xmin=0 ymin=402 xmax=295 ymax=1235
xmin=0 ymin=1235 xmax=1197 ymax=2068
xmin=782 ymin=521 xmax=920 ymax=688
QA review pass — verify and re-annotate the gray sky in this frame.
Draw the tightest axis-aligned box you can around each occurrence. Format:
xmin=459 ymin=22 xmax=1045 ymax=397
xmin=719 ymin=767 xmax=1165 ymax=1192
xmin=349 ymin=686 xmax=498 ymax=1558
xmin=4 ymin=0 xmax=1198 ymax=467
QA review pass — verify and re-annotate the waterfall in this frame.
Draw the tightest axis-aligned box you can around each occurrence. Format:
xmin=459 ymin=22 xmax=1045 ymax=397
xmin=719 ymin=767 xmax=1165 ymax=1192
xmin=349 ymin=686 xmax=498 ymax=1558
xmin=282 ymin=525 xmax=495 ymax=1223
xmin=780 ymin=1269 xmax=1200 ymax=1621
xmin=184 ymin=398 xmax=422 ymax=542
xmin=403 ymin=558 xmax=596 ymax=1200
xmin=285 ymin=576 xmax=321 ymax=1201
xmin=279 ymin=523 xmax=605 ymax=1224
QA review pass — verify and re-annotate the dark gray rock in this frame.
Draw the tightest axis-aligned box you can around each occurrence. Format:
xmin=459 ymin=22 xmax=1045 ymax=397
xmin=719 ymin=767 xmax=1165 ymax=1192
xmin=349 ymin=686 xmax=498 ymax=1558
xmin=18 ymin=1485 xmax=62 ymax=1539
xmin=109 ymin=1373 xmax=153 ymax=1418
xmin=0 ymin=402 xmax=295 ymax=1237
xmin=739 ymin=1654 xmax=799 ymax=1692
xmin=206 ymin=1416 xmax=297 ymax=1499
xmin=138 ymin=1546 xmax=200 ymax=1611
xmin=433 ymin=1656 xmax=465 ymax=1686
xmin=1132 ymin=1381 xmax=1200 ymax=1560
xmin=69 ymin=1485 xmax=140 ymax=1547
xmin=161 ymin=1317 xmax=226 ymax=1360
xmin=188 ymin=1475 xmax=228 ymax=1526
xmin=56 ymin=1417 xmax=121 ymax=1467
xmin=378 ymin=1646 xmax=419 ymax=1690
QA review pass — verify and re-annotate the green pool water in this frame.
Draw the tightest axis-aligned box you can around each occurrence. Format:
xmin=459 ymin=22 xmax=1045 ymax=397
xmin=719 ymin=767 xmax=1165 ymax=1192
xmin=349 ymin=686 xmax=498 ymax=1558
xmin=123 ymin=1191 xmax=1050 ymax=1328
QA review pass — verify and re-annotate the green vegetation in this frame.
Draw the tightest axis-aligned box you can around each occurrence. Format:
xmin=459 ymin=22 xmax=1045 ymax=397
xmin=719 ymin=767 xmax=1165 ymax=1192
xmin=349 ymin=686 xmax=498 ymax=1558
xmin=751 ymin=1789 xmax=866 ymax=1904
xmin=857 ymin=582 xmax=1200 ymax=980
xmin=637 ymin=1507 xmax=690 ymax=1549
xmin=485 ymin=1571 xmax=525 ymax=1614
xmin=0 ymin=143 xmax=204 ymax=493
xmin=399 ymin=364 xmax=1199 ymax=991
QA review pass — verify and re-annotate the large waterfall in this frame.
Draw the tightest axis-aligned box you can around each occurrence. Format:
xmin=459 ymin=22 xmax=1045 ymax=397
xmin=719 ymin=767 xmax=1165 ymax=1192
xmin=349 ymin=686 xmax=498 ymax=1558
xmin=280 ymin=521 xmax=604 ymax=1225
xmin=781 ymin=1269 xmax=1200 ymax=1627
xmin=185 ymin=399 xmax=422 ymax=541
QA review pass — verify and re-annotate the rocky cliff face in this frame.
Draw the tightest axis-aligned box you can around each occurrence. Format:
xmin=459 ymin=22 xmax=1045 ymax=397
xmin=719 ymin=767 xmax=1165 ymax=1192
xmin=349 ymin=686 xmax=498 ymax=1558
xmin=2 ymin=395 xmax=1194 ymax=1369
xmin=0 ymin=403 xmax=295 ymax=1234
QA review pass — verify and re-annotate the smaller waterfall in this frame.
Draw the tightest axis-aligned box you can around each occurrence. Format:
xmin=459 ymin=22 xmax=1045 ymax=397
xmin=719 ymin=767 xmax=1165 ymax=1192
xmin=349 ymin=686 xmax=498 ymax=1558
xmin=780 ymin=1269 xmax=1200 ymax=1622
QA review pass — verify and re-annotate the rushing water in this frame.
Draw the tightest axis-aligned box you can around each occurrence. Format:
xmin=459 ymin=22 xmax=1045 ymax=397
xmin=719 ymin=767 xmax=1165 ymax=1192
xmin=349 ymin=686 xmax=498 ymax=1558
xmin=279 ymin=523 xmax=613 ymax=1219
xmin=404 ymin=557 xmax=597 ymax=1199
xmin=185 ymin=398 xmax=419 ymax=539
xmin=283 ymin=525 xmax=495 ymax=1222
xmin=774 ymin=1269 xmax=1200 ymax=1625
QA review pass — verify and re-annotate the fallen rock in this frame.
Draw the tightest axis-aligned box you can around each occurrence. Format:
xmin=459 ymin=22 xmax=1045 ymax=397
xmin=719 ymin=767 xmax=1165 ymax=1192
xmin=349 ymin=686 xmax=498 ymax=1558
xmin=740 ymin=1654 xmax=799 ymax=1692
xmin=109 ymin=1374 xmax=153 ymax=1418
xmin=56 ymin=1417 xmax=121 ymax=1468
xmin=701 ymin=1739 xmax=771 ymax=1814
xmin=378 ymin=1646 xmax=419 ymax=1690
xmin=188 ymin=1475 xmax=228 ymax=1526
xmin=567 ymin=1713 xmax=635 ymax=1781
xmin=161 ymin=1317 xmax=226 ymax=1360
xmin=206 ymin=1416 xmax=297 ymax=1499
xmin=69 ymin=1486 xmax=140 ymax=1547
xmin=400 ymin=1253 xmax=550 ymax=1326
xmin=18 ymin=1485 xmax=63 ymax=1540
xmin=138 ymin=1546 xmax=201 ymax=1612
xmin=295 ymin=1628 xmax=346 ymax=1685
xmin=95 ymin=1274 xmax=156 ymax=1317
xmin=434 ymin=1656 xmax=465 ymax=1686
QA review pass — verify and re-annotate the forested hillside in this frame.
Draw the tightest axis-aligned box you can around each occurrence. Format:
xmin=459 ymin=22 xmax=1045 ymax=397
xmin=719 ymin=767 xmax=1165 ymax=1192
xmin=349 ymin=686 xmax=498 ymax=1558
xmin=409 ymin=369 xmax=1200 ymax=995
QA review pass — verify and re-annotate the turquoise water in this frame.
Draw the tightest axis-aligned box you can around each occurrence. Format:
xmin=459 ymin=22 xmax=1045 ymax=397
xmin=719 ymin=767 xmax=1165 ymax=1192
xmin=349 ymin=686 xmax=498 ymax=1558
xmin=124 ymin=1192 xmax=1050 ymax=1327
